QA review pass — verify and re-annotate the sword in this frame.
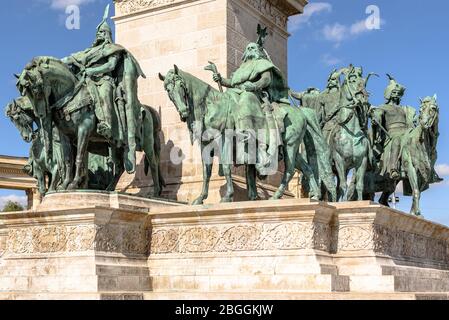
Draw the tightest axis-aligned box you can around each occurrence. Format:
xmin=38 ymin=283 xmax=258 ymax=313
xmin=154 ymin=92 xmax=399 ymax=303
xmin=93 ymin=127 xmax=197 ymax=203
xmin=204 ymin=61 xmax=223 ymax=93
xmin=370 ymin=113 xmax=392 ymax=139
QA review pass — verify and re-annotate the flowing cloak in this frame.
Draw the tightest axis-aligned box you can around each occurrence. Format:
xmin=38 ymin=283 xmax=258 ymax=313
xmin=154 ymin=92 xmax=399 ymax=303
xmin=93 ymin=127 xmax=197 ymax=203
xmin=224 ymin=58 xmax=288 ymax=131
xmin=70 ymin=43 xmax=146 ymax=173
xmin=319 ymin=89 xmax=341 ymax=144
xmin=371 ymin=105 xmax=417 ymax=176
xmin=230 ymin=58 xmax=288 ymax=102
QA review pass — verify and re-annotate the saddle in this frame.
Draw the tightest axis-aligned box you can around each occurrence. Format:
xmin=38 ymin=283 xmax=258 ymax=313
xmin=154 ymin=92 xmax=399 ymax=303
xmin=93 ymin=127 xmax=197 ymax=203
xmin=56 ymin=85 xmax=93 ymax=122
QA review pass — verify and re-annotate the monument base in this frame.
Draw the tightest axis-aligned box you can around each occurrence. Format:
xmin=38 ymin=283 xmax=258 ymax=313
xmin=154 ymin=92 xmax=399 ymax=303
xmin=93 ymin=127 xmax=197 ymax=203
xmin=0 ymin=193 xmax=448 ymax=300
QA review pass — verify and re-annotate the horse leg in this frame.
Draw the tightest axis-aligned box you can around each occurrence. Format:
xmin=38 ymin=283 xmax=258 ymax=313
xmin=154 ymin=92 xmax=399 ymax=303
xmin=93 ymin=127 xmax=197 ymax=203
xmin=220 ymin=136 xmax=234 ymax=203
xmin=297 ymin=154 xmax=321 ymax=200
xmin=192 ymin=144 xmax=213 ymax=205
xmin=221 ymin=164 xmax=234 ymax=202
xmin=61 ymin=140 xmax=74 ymax=190
xmin=48 ymin=163 xmax=59 ymax=192
xmin=346 ymin=171 xmax=356 ymax=201
xmin=354 ymin=157 xmax=368 ymax=201
xmin=36 ymin=167 xmax=46 ymax=196
xmin=405 ymin=156 xmax=422 ymax=216
xmin=106 ymin=147 xmax=124 ymax=192
xmin=326 ymin=178 xmax=337 ymax=202
xmin=68 ymin=119 xmax=94 ymax=190
xmin=334 ymin=153 xmax=347 ymax=201
xmin=148 ymin=156 xmax=161 ymax=197
xmin=271 ymin=142 xmax=298 ymax=200
xmin=246 ymin=164 xmax=258 ymax=201
xmin=379 ymin=185 xmax=394 ymax=207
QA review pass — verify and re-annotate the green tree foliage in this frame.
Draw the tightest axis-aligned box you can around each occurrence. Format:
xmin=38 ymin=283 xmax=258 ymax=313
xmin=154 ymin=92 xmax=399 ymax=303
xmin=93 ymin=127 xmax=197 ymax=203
xmin=2 ymin=201 xmax=25 ymax=212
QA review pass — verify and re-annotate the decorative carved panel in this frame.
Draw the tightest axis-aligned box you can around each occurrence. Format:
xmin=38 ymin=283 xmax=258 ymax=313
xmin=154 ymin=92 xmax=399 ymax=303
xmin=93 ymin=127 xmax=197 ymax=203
xmin=150 ymin=222 xmax=331 ymax=254
xmin=6 ymin=224 xmax=148 ymax=255
xmin=114 ymin=0 xmax=185 ymax=15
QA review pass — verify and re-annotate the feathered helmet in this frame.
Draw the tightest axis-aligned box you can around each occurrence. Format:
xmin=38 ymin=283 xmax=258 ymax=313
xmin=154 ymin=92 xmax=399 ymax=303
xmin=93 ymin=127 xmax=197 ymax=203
xmin=346 ymin=64 xmax=363 ymax=79
xmin=327 ymin=69 xmax=340 ymax=82
xmin=96 ymin=5 xmax=113 ymax=42
xmin=254 ymin=24 xmax=271 ymax=61
xmin=384 ymin=74 xmax=405 ymax=101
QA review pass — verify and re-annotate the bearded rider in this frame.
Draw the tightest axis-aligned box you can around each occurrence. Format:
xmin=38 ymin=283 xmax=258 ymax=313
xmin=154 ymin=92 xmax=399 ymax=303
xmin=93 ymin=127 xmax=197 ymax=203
xmin=61 ymin=5 xmax=146 ymax=173
xmin=317 ymin=69 xmax=342 ymax=143
xmin=370 ymin=75 xmax=417 ymax=180
xmin=211 ymin=41 xmax=288 ymax=170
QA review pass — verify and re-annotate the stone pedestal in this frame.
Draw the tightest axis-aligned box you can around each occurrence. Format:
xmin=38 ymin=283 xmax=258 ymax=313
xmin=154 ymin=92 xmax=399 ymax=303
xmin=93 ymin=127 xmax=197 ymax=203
xmin=1 ymin=193 xmax=448 ymax=300
xmin=112 ymin=0 xmax=307 ymax=203
xmin=0 ymin=192 xmax=180 ymax=300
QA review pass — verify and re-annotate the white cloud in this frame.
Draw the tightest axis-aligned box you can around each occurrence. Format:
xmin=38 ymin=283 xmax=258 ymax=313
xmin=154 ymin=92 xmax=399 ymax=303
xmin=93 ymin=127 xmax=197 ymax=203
xmin=350 ymin=20 xmax=370 ymax=35
xmin=322 ymin=18 xmax=385 ymax=45
xmin=321 ymin=54 xmax=342 ymax=66
xmin=288 ymin=2 xmax=332 ymax=32
xmin=436 ymin=164 xmax=449 ymax=177
xmin=0 ymin=195 xmax=27 ymax=210
xmin=48 ymin=0 xmax=95 ymax=10
xmin=323 ymin=23 xmax=347 ymax=43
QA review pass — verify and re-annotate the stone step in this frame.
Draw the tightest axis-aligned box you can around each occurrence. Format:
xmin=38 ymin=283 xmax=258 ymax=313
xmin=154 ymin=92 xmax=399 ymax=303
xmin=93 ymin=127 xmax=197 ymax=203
xmin=0 ymin=275 xmax=98 ymax=292
xmin=143 ymin=291 xmax=449 ymax=300
xmin=148 ymin=264 xmax=338 ymax=276
xmin=2 ymin=292 xmax=448 ymax=300
xmin=0 ymin=275 xmax=151 ymax=292
xmin=0 ymin=264 xmax=150 ymax=277
xmin=151 ymin=274 xmax=350 ymax=292
xmin=349 ymin=275 xmax=449 ymax=293
xmin=382 ymin=265 xmax=449 ymax=279
xmin=395 ymin=276 xmax=449 ymax=292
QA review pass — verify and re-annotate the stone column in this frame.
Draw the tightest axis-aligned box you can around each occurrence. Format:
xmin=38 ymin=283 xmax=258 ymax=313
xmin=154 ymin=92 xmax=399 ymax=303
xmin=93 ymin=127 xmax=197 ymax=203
xmin=25 ymin=188 xmax=41 ymax=210
xmin=113 ymin=0 xmax=308 ymax=203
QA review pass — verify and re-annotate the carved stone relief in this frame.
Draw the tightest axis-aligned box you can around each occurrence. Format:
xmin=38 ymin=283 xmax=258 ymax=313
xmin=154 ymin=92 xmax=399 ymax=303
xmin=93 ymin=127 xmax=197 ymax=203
xmin=6 ymin=223 xmax=148 ymax=255
xmin=150 ymin=222 xmax=331 ymax=254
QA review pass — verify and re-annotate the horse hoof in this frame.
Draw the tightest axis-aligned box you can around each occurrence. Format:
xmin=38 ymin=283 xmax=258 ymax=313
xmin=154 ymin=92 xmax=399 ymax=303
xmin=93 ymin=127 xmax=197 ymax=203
xmin=192 ymin=198 xmax=204 ymax=205
xmin=68 ymin=182 xmax=79 ymax=190
xmin=412 ymin=211 xmax=424 ymax=218
xmin=270 ymin=193 xmax=281 ymax=200
xmin=220 ymin=196 xmax=233 ymax=203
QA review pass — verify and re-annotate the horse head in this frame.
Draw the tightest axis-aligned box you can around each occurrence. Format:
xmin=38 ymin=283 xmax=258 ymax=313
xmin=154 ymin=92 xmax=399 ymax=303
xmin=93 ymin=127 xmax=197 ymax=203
xmin=5 ymin=97 xmax=36 ymax=143
xmin=18 ymin=57 xmax=76 ymax=114
xmin=159 ymin=65 xmax=190 ymax=122
xmin=419 ymin=94 xmax=439 ymax=130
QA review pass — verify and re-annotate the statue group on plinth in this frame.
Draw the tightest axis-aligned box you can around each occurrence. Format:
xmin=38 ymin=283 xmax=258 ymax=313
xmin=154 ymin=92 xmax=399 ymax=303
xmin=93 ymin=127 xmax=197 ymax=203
xmin=6 ymin=5 xmax=165 ymax=198
xmin=5 ymin=6 xmax=442 ymax=217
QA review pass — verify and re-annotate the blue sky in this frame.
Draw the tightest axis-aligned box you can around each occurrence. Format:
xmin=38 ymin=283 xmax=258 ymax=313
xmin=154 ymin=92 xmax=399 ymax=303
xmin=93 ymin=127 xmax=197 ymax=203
xmin=0 ymin=0 xmax=448 ymax=224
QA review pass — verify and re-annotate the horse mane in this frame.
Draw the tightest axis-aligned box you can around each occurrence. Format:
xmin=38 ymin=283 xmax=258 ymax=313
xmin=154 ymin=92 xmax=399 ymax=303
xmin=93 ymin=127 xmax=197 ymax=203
xmin=166 ymin=68 xmax=218 ymax=135
xmin=27 ymin=56 xmax=77 ymax=83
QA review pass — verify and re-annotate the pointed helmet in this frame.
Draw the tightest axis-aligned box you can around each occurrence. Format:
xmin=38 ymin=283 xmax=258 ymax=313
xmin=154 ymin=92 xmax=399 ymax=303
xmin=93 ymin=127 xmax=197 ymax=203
xmin=96 ymin=4 xmax=113 ymax=42
xmin=384 ymin=74 xmax=405 ymax=101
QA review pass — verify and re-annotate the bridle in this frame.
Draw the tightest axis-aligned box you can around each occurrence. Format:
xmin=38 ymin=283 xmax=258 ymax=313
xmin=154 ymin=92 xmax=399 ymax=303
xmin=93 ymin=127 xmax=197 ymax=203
xmin=420 ymin=100 xmax=438 ymax=129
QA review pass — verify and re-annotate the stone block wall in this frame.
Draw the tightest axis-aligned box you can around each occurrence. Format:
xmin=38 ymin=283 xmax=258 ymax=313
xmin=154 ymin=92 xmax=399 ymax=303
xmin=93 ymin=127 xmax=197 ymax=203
xmin=113 ymin=0 xmax=307 ymax=203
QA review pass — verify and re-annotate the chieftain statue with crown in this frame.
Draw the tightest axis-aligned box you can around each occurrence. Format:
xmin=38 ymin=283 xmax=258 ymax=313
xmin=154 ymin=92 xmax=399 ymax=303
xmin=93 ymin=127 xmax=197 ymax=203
xmin=211 ymin=25 xmax=288 ymax=173
xmin=61 ymin=4 xmax=146 ymax=172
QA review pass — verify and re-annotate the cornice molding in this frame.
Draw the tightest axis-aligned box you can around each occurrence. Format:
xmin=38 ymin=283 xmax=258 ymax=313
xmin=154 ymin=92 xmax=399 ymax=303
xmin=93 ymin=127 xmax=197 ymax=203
xmin=114 ymin=0 xmax=308 ymax=18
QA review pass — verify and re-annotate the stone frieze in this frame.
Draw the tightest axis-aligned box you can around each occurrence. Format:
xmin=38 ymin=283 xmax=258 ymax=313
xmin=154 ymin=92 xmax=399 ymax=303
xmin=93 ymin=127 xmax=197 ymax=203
xmin=150 ymin=222 xmax=331 ymax=254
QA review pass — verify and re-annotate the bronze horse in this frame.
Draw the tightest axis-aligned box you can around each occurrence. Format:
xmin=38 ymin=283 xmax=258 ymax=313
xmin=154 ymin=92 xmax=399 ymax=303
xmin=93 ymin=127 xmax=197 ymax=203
xmin=15 ymin=56 xmax=165 ymax=196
